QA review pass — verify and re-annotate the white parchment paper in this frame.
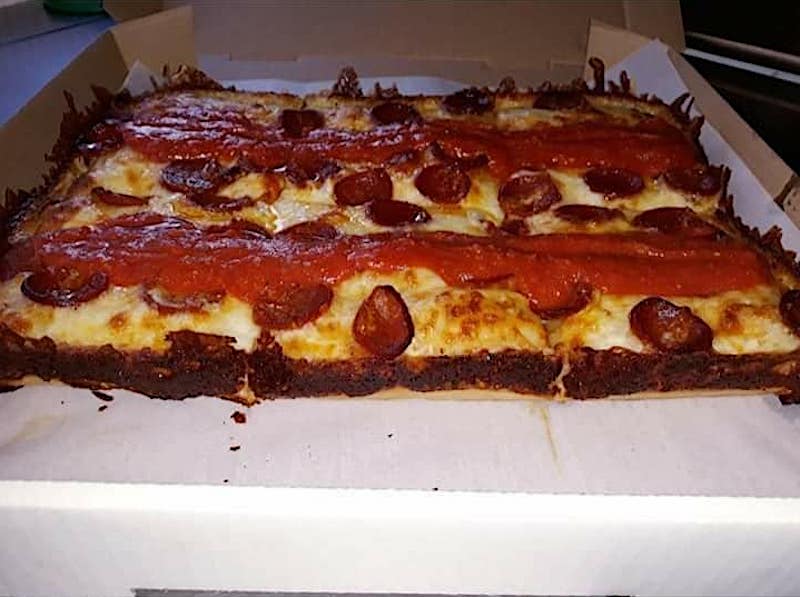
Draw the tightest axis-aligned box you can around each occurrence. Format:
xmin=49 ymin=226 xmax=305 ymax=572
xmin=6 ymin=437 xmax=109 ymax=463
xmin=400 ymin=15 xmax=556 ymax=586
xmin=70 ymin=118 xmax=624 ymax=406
xmin=1 ymin=42 xmax=799 ymax=497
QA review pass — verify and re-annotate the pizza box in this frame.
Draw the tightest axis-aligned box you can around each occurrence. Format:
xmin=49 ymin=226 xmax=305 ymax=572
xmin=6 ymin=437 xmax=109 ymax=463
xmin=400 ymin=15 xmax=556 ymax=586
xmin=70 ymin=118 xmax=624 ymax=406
xmin=1 ymin=3 xmax=800 ymax=597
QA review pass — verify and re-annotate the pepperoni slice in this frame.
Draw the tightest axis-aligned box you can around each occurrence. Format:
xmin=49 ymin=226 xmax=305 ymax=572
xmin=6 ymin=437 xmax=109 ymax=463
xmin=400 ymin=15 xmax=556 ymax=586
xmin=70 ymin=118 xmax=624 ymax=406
xmin=77 ymin=121 xmax=123 ymax=156
xmin=283 ymin=154 xmax=340 ymax=185
xmin=143 ymin=286 xmax=225 ymax=313
xmin=443 ymin=88 xmax=493 ymax=115
xmin=279 ymin=109 xmax=325 ymax=138
xmin=353 ymin=285 xmax=414 ymax=358
xmin=664 ymin=166 xmax=722 ymax=196
xmin=632 ymin=207 xmax=721 ymax=238
xmin=277 ymin=220 xmax=339 ymax=241
xmin=629 ymin=297 xmax=713 ymax=353
xmin=533 ymin=284 xmax=592 ymax=320
xmin=554 ymin=204 xmax=623 ymax=223
xmin=499 ymin=171 xmax=562 ymax=218
xmin=371 ymin=102 xmax=421 ymax=125
xmin=207 ymin=218 xmax=271 ymax=238
xmin=584 ymin=167 xmax=645 ymax=198
xmin=333 ymin=168 xmax=392 ymax=206
xmin=253 ymin=283 xmax=333 ymax=329
xmin=431 ymin=142 xmax=489 ymax=171
xmin=91 ymin=187 xmax=149 ymax=207
xmin=367 ymin=199 xmax=431 ymax=227
xmin=533 ymin=91 xmax=588 ymax=110
xmin=21 ymin=269 xmax=108 ymax=307
xmin=161 ymin=159 xmax=227 ymax=195
xmin=415 ymin=163 xmax=471 ymax=204
xmin=779 ymin=289 xmax=800 ymax=335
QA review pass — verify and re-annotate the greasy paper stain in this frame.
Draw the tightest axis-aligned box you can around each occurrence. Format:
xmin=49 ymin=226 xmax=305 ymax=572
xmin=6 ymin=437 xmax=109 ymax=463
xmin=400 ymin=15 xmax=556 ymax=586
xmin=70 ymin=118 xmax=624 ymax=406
xmin=528 ymin=401 xmax=560 ymax=469
xmin=0 ymin=414 xmax=64 ymax=450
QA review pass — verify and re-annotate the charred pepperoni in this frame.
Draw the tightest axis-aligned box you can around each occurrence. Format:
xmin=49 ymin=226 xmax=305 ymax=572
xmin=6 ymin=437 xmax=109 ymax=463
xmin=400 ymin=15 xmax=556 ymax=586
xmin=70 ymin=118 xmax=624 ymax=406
xmin=277 ymin=220 xmax=339 ymax=241
xmin=367 ymin=199 xmax=431 ymax=227
xmin=431 ymin=142 xmax=489 ymax=170
xmin=283 ymin=154 xmax=340 ymax=185
xmin=533 ymin=284 xmax=593 ymax=320
xmin=371 ymin=102 xmax=421 ymax=125
xmin=629 ymin=297 xmax=713 ymax=353
xmin=533 ymin=91 xmax=588 ymax=110
xmin=143 ymin=287 xmax=225 ymax=313
xmin=254 ymin=283 xmax=333 ymax=329
xmin=207 ymin=218 xmax=271 ymax=238
xmin=584 ymin=167 xmax=645 ymax=198
xmin=499 ymin=171 xmax=562 ymax=218
xmin=21 ymin=269 xmax=108 ymax=307
xmin=632 ymin=207 xmax=721 ymax=238
xmin=334 ymin=168 xmax=392 ymax=206
xmin=415 ymin=163 xmax=471 ymax=204
xmin=161 ymin=158 xmax=227 ymax=195
xmin=91 ymin=187 xmax=149 ymax=207
xmin=77 ymin=121 xmax=123 ymax=156
xmin=664 ymin=166 xmax=722 ymax=196
xmin=353 ymin=285 xmax=414 ymax=358
xmin=443 ymin=87 xmax=494 ymax=115
xmin=779 ymin=289 xmax=800 ymax=335
xmin=554 ymin=204 xmax=623 ymax=223
xmin=279 ymin=109 xmax=325 ymax=138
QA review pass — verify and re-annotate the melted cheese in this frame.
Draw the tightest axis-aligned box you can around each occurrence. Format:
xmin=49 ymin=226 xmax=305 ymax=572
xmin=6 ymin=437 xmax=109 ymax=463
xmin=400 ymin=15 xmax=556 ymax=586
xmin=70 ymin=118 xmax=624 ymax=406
xmin=553 ymin=286 xmax=800 ymax=355
xmin=275 ymin=268 xmax=548 ymax=360
xmin=0 ymin=275 xmax=259 ymax=352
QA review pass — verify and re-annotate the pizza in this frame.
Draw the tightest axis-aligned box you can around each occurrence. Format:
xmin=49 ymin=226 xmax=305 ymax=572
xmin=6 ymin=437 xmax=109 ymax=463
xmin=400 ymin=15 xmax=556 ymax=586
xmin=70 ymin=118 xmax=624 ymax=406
xmin=1 ymin=61 xmax=799 ymax=405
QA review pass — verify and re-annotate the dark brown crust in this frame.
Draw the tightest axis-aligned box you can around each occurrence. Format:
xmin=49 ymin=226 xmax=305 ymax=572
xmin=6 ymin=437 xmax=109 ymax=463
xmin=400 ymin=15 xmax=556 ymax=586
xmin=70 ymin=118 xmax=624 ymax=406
xmin=563 ymin=347 xmax=800 ymax=403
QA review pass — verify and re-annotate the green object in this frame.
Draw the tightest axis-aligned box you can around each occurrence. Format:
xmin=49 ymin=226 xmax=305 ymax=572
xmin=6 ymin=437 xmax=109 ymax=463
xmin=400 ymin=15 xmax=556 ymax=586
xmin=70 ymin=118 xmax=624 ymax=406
xmin=43 ymin=0 xmax=105 ymax=16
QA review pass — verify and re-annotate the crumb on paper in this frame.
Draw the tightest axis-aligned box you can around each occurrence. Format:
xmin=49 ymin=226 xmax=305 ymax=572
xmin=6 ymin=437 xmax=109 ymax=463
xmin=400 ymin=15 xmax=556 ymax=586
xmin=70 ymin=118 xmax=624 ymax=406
xmin=231 ymin=411 xmax=246 ymax=424
xmin=91 ymin=390 xmax=114 ymax=402
xmin=387 ymin=433 xmax=394 ymax=438
xmin=98 ymin=405 xmax=108 ymax=412
xmin=229 ymin=445 xmax=241 ymax=452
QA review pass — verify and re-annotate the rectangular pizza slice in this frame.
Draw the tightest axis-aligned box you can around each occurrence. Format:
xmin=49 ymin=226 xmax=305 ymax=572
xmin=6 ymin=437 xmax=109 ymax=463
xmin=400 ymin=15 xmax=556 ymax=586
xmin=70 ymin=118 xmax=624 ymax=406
xmin=1 ymin=63 xmax=798 ymax=404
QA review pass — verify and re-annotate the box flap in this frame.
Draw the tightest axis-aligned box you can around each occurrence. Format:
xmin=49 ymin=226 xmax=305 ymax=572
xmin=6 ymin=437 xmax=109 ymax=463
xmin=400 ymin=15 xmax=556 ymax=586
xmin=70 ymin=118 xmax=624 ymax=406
xmin=0 ymin=6 xmax=195 ymax=199
xmin=587 ymin=22 xmax=799 ymax=225
xmin=172 ymin=0 xmax=683 ymax=85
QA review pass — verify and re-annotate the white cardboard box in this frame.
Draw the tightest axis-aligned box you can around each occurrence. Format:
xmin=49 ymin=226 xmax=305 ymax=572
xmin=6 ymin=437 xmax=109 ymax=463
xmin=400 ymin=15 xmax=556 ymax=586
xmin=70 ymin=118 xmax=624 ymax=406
xmin=1 ymin=5 xmax=800 ymax=597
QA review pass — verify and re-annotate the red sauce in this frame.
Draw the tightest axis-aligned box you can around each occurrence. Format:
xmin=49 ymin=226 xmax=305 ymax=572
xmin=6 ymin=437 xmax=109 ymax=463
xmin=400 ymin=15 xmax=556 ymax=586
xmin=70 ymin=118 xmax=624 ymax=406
xmin=5 ymin=214 xmax=771 ymax=312
xmin=122 ymin=95 xmax=699 ymax=178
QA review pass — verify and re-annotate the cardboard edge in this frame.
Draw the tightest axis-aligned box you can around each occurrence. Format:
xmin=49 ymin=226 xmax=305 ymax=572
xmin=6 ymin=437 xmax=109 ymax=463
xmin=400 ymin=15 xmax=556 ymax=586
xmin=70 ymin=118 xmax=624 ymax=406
xmin=110 ymin=5 xmax=196 ymax=71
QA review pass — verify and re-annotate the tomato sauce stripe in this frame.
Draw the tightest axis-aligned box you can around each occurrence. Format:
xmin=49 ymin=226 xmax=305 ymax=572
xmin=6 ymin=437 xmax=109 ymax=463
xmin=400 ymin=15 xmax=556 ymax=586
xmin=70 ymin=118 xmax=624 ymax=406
xmin=3 ymin=214 xmax=771 ymax=312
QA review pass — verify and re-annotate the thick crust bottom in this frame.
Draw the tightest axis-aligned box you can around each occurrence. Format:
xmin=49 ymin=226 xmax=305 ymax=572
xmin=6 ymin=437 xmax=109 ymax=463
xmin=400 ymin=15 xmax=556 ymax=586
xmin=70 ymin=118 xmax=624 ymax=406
xmin=563 ymin=347 xmax=800 ymax=404
xmin=2 ymin=324 xmax=799 ymax=404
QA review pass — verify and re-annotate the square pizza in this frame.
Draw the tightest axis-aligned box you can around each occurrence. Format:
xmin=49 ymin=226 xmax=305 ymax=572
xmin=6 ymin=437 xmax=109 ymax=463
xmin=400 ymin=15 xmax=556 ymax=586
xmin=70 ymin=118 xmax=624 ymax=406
xmin=1 ymin=63 xmax=798 ymax=405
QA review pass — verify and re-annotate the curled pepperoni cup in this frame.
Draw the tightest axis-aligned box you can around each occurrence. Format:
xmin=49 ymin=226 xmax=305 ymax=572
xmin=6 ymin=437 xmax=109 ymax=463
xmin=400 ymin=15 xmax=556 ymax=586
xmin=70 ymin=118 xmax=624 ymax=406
xmin=431 ymin=142 xmax=489 ymax=171
xmin=21 ymin=269 xmax=109 ymax=307
xmin=277 ymin=220 xmax=340 ymax=241
xmin=371 ymin=102 xmax=421 ymax=125
xmin=414 ymin=163 xmax=471 ymax=204
xmin=207 ymin=219 xmax=272 ymax=238
xmin=143 ymin=287 xmax=225 ymax=314
xmin=353 ymin=285 xmax=414 ymax=358
xmin=663 ymin=166 xmax=722 ymax=196
xmin=367 ymin=200 xmax=431 ymax=227
xmin=532 ymin=284 xmax=593 ymax=320
xmin=253 ymin=284 xmax=334 ymax=330
xmin=333 ymin=168 xmax=393 ymax=206
xmin=632 ymin=207 xmax=721 ymax=238
xmin=629 ymin=297 xmax=713 ymax=353
xmin=77 ymin=121 xmax=123 ymax=156
xmin=780 ymin=289 xmax=800 ymax=335
xmin=279 ymin=109 xmax=325 ymax=138
xmin=161 ymin=158 xmax=227 ymax=195
xmin=583 ymin=167 xmax=645 ymax=198
xmin=91 ymin=187 xmax=149 ymax=207
xmin=499 ymin=171 xmax=562 ymax=218
xmin=554 ymin=204 xmax=623 ymax=224
xmin=443 ymin=87 xmax=494 ymax=115
xmin=533 ymin=91 xmax=588 ymax=111
xmin=283 ymin=154 xmax=340 ymax=185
